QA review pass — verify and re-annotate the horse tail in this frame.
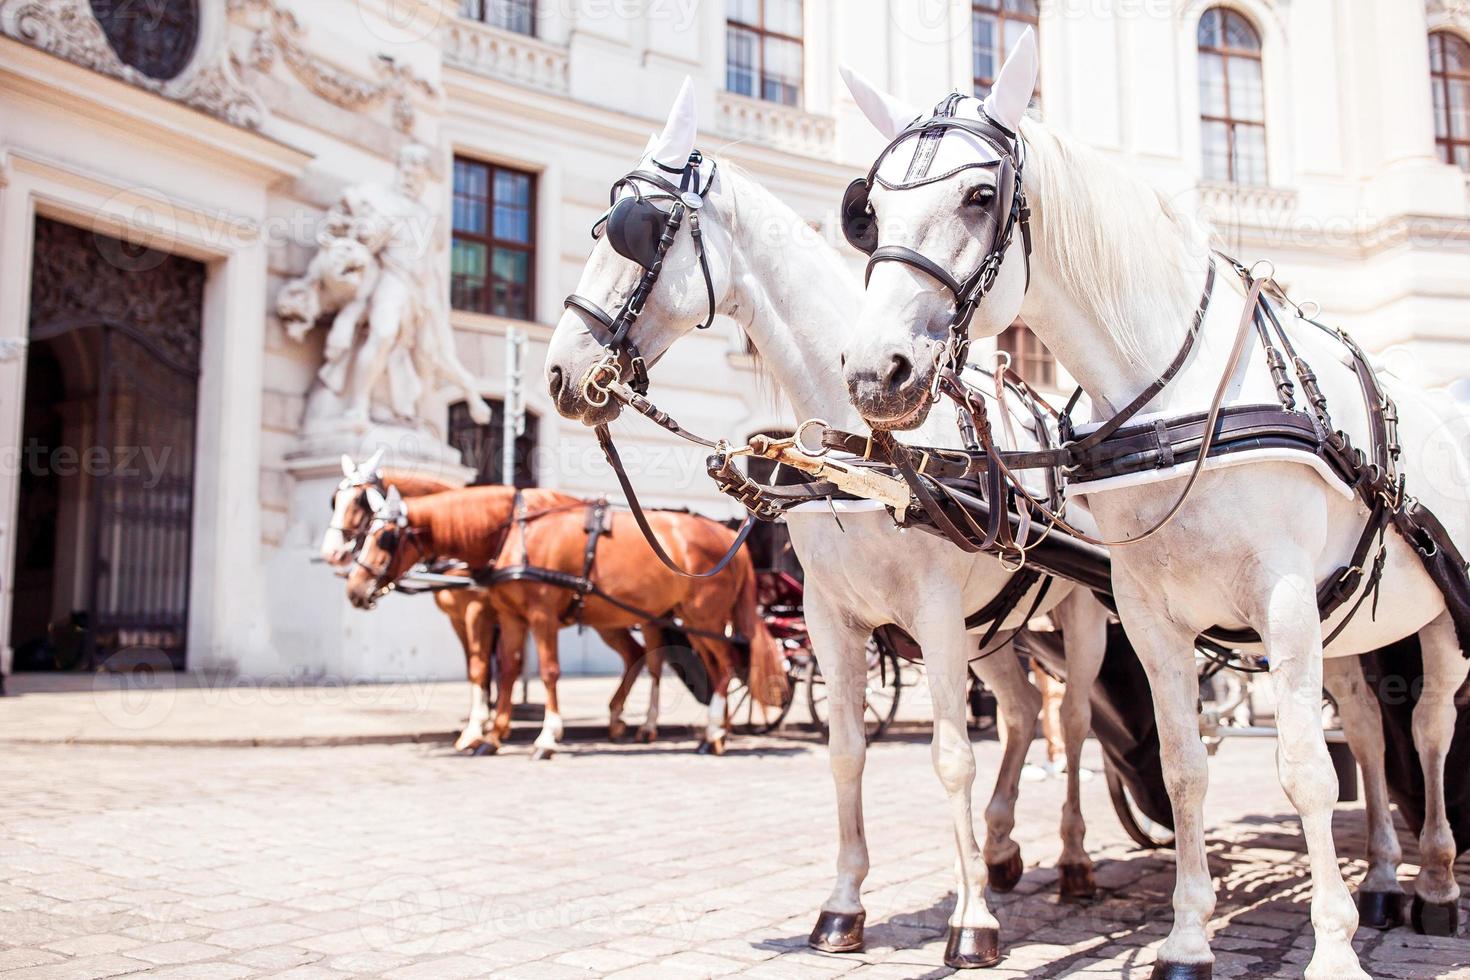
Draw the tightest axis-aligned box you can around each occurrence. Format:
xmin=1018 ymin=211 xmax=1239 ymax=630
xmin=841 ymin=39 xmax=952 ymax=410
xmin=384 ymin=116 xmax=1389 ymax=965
xmin=732 ymin=552 xmax=787 ymax=710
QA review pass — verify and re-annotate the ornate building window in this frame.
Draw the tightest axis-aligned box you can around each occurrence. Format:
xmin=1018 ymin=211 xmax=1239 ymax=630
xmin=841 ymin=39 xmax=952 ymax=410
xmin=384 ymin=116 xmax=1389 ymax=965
xmin=1430 ymin=31 xmax=1470 ymax=171
xmin=459 ymin=0 xmax=535 ymax=36
xmin=448 ymin=399 xmax=539 ymax=487
xmin=973 ymin=0 xmax=1038 ymax=101
xmin=997 ymin=321 xmax=1055 ymax=389
xmin=727 ymin=0 xmax=804 ymax=107
xmin=452 ymin=158 xmax=536 ymax=321
xmin=89 ymin=0 xmax=199 ymax=81
xmin=1198 ymin=7 xmax=1267 ymax=185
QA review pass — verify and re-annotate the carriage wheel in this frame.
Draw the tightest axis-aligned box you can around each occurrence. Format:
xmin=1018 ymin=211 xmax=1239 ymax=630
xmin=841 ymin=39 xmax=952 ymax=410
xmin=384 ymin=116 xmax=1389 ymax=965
xmin=806 ymin=633 xmax=903 ymax=744
xmin=726 ymin=660 xmax=800 ymax=735
xmin=1104 ymin=759 xmax=1175 ymax=849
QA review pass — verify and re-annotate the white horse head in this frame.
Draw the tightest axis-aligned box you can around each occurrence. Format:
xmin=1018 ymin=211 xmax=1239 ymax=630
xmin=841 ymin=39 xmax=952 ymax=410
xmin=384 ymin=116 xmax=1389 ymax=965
xmin=546 ymin=76 xmax=741 ymax=425
xmin=839 ymin=30 xmax=1038 ymax=428
xmin=320 ymin=448 xmax=386 ymax=566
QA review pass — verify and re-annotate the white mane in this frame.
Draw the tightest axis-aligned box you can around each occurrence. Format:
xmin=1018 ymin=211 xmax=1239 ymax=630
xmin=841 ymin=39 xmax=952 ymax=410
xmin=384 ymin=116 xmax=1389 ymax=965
xmin=1018 ymin=118 xmax=1211 ymax=366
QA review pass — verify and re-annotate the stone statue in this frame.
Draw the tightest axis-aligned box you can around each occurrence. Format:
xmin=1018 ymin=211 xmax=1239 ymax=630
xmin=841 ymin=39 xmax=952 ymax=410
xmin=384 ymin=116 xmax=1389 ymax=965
xmin=279 ymin=144 xmax=492 ymax=430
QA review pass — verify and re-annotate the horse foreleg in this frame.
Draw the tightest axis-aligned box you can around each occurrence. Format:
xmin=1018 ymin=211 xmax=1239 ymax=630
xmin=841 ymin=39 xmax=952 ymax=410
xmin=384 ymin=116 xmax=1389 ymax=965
xmin=530 ymin=616 xmax=564 ymax=761
xmin=968 ymin=642 xmax=1038 ymax=894
xmin=1323 ymin=656 xmax=1404 ymax=928
xmin=1114 ymin=585 xmax=1217 ymax=979
xmin=1409 ymin=612 xmax=1470 ymax=936
xmin=920 ymin=607 xmax=1003 ymax=969
xmin=600 ymin=629 xmax=646 ymax=741
xmin=455 ymin=598 xmax=496 ymax=754
xmin=1257 ymin=562 xmax=1365 ymax=980
xmin=1052 ymin=591 xmax=1109 ymax=902
xmin=638 ymin=626 xmax=664 ymax=743
xmin=801 ymin=591 xmax=873 ymax=956
xmin=488 ymin=616 xmax=527 ymax=753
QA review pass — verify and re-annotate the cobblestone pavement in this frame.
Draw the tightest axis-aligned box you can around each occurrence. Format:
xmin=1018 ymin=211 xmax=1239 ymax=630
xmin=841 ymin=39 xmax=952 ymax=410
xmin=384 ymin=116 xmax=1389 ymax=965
xmin=1 ymin=732 xmax=1468 ymax=979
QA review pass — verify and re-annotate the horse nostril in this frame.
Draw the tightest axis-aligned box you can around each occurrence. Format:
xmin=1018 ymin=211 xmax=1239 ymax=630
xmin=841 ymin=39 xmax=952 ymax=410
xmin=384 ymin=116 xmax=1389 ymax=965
xmin=548 ymin=365 xmax=565 ymax=399
xmin=884 ymin=352 xmax=913 ymax=392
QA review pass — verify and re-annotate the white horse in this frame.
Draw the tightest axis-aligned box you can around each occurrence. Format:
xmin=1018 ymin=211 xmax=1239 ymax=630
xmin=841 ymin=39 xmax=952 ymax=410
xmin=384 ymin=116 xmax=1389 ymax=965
xmin=546 ymin=79 xmax=1124 ymax=967
xmin=839 ymin=29 xmax=1470 ymax=979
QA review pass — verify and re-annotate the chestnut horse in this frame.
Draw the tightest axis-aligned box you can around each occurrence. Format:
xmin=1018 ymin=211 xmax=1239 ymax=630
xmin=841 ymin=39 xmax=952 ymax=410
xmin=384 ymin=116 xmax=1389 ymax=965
xmin=322 ymin=454 xmax=647 ymax=752
xmin=346 ymin=485 xmax=786 ymax=757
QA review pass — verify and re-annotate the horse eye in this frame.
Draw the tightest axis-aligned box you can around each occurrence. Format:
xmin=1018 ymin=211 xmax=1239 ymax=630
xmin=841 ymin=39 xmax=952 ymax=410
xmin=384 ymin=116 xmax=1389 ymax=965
xmin=379 ymin=528 xmax=398 ymax=551
xmin=967 ymin=186 xmax=997 ymax=207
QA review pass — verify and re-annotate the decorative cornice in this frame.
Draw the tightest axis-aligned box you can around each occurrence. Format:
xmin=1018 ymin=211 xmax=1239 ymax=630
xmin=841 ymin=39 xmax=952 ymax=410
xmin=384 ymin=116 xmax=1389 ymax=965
xmin=0 ymin=0 xmax=264 ymax=128
xmin=712 ymin=91 xmax=835 ymax=159
xmin=229 ymin=0 xmax=440 ymax=135
xmin=1428 ymin=0 xmax=1470 ymax=29
xmin=443 ymin=17 xmax=568 ymax=95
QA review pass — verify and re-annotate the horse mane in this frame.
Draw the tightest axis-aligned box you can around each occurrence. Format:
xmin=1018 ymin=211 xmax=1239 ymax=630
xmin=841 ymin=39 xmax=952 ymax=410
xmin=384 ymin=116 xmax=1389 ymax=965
xmin=1018 ymin=117 xmax=1212 ymax=366
xmin=381 ymin=468 xmax=460 ymax=498
xmin=409 ymin=486 xmax=582 ymax=565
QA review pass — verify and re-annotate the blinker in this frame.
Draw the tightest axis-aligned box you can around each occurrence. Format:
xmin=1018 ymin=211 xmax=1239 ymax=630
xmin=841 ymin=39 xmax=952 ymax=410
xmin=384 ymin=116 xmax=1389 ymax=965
xmin=604 ymin=196 xmax=672 ymax=270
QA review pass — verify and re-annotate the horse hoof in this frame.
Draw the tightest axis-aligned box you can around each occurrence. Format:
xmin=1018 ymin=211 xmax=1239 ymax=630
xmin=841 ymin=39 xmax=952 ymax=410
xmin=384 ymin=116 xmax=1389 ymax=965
xmin=529 ymin=746 xmax=556 ymax=762
xmin=986 ymin=852 xmax=1024 ymax=894
xmin=807 ymin=910 xmax=864 ymax=953
xmin=636 ymin=727 xmax=657 ymax=744
xmin=696 ymin=738 xmax=725 ymax=756
xmin=608 ymin=722 xmax=627 ymax=742
xmin=1150 ymin=961 xmax=1212 ymax=980
xmin=1411 ymin=895 xmax=1461 ymax=936
xmin=471 ymin=741 xmax=498 ymax=757
xmin=1058 ymin=863 xmax=1097 ymax=902
xmin=943 ymin=925 xmax=1000 ymax=969
xmin=1357 ymin=890 xmax=1404 ymax=930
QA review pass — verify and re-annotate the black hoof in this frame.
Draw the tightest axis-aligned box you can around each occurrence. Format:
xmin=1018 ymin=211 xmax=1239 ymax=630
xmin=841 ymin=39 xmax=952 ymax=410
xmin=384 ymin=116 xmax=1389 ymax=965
xmin=807 ymin=910 xmax=864 ymax=953
xmin=943 ymin=925 xmax=1001 ymax=969
xmin=471 ymin=742 xmax=498 ymax=757
xmin=986 ymin=851 xmax=1024 ymax=894
xmin=696 ymin=738 xmax=725 ymax=756
xmin=1357 ymin=890 xmax=1404 ymax=930
xmin=1411 ymin=895 xmax=1461 ymax=937
xmin=1058 ymin=862 xmax=1097 ymax=902
xmin=1150 ymin=961 xmax=1212 ymax=980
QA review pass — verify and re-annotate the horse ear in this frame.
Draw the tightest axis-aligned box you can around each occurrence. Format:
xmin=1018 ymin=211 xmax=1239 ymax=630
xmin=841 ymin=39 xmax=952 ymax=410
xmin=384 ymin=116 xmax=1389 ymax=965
xmin=981 ymin=26 xmax=1038 ymax=133
xmin=365 ymin=486 xmax=387 ymax=514
xmin=364 ymin=447 xmax=385 ymax=478
xmin=384 ymin=485 xmax=402 ymax=512
xmin=650 ymin=76 xmax=698 ymax=169
xmin=840 ymin=64 xmax=922 ymax=141
xmin=341 ymin=454 xmax=356 ymax=478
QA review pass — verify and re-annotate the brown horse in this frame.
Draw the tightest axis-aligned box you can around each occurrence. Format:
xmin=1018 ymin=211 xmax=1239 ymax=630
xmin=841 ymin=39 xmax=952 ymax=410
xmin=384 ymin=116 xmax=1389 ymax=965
xmin=346 ymin=484 xmax=786 ymax=757
xmin=322 ymin=455 xmax=647 ymax=752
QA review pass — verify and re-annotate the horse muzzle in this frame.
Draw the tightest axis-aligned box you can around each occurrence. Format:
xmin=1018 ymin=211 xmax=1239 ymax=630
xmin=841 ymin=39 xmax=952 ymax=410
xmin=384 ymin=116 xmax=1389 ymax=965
xmin=843 ymin=343 xmax=937 ymax=431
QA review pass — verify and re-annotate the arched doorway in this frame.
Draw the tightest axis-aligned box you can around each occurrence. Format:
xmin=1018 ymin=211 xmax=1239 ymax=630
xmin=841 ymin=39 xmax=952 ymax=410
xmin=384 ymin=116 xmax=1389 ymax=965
xmin=9 ymin=218 xmax=205 ymax=671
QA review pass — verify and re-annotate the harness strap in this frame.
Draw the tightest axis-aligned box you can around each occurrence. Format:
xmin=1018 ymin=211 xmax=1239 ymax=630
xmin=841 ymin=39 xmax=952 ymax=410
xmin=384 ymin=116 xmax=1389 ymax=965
xmin=594 ymin=423 xmax=756 ymax=579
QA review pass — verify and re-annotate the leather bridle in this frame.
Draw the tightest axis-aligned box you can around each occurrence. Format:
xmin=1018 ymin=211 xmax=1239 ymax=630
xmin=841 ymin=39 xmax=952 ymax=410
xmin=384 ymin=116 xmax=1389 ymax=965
xmin=353 ymin=514 xmax=430 ymax=605
xmin=846 ymin=99 xmax=1033 ymax=387
xmin=566 ymin=151 xmax=719 ymax=400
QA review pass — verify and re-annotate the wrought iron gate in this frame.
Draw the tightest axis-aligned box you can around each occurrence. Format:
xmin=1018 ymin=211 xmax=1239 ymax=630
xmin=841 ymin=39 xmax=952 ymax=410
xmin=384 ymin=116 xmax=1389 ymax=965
xmin=26 ymin=218 xmax=205 ymax=670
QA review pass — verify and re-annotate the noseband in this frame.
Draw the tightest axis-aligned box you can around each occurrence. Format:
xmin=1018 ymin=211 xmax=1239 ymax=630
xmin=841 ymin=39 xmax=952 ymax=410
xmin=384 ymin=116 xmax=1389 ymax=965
xmin=841 ymin=96 xmax=1032 ymax=381
xmin=564 ymin=150 xmax=719 ymax=400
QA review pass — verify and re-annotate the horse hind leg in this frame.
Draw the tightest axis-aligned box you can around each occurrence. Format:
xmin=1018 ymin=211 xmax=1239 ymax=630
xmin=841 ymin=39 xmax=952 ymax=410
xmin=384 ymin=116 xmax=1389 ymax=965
xmin=1409 ymin=613 xmax=1469 ymax=936
xmin=600 ymin=629 xmax=646 ymax=741
xmin=1323 ymin=656 xmax=1404 ymax=928
xmin=1052 ymin=593 xmax=1109 ymax=902
xmin=968 ymin=642 xmax=1038 ymax=895
xmin=638 ymin=626 xmax=664 ymax=743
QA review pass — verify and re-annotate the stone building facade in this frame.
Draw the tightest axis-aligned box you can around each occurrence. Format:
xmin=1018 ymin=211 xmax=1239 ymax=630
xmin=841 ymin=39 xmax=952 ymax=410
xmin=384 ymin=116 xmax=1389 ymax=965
xmin=0 ymin=0 xmax=1466 ymax=680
